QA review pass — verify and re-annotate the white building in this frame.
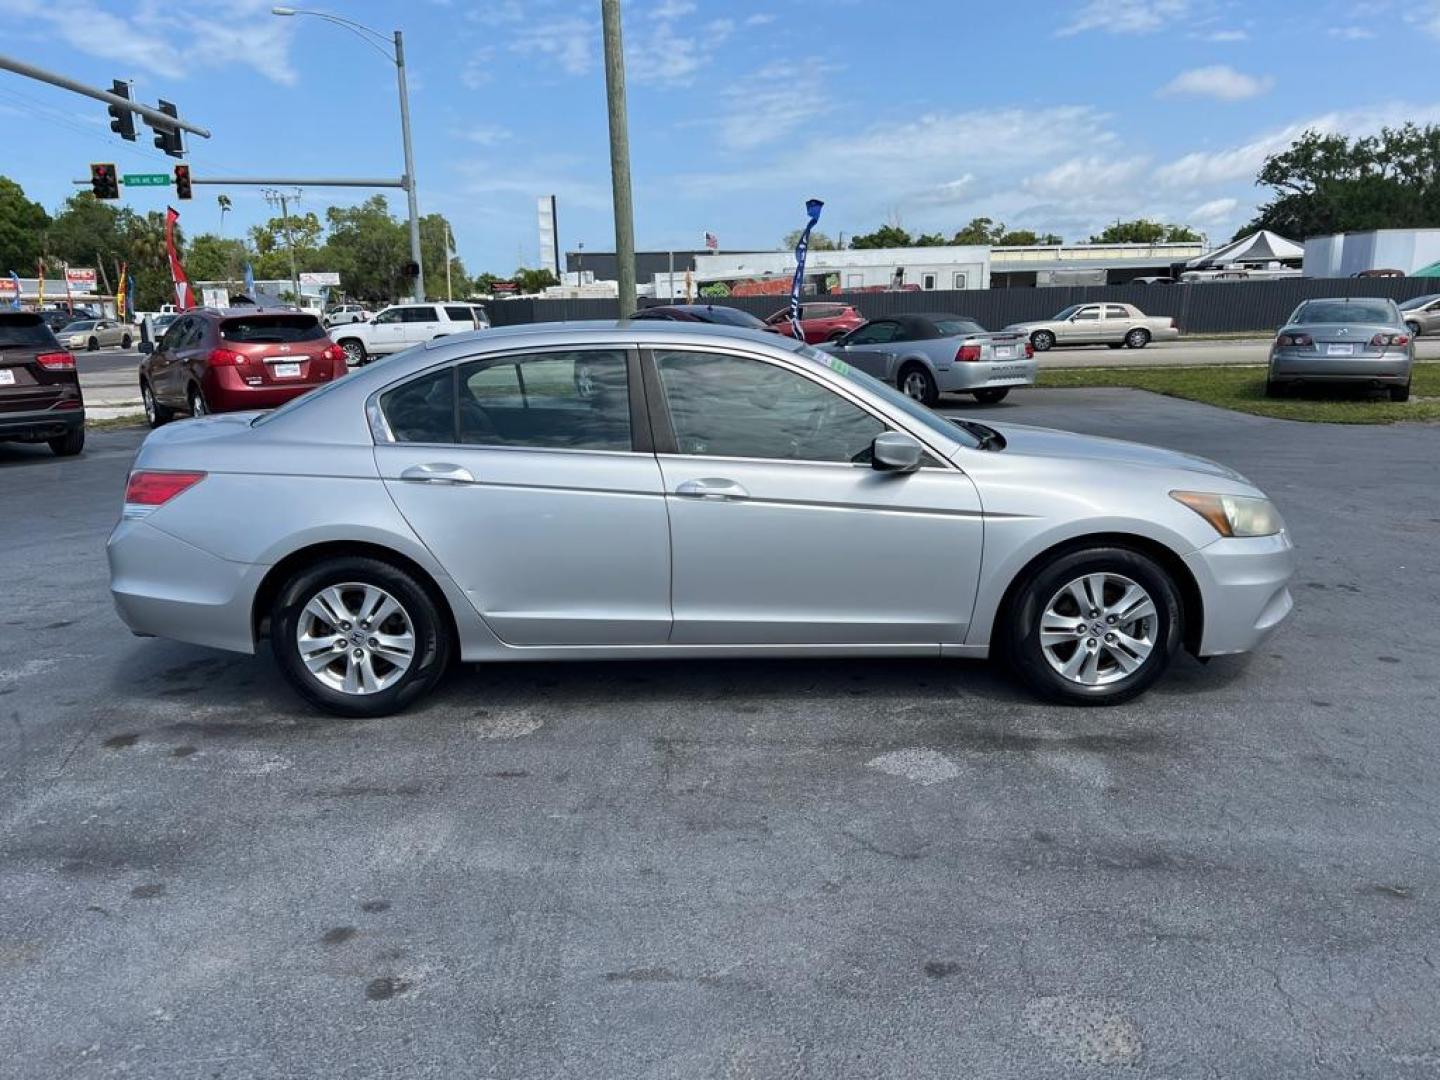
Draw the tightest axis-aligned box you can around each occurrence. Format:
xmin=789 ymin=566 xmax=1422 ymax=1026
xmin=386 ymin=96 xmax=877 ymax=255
xmin=1303 ymin=229 xmax=1440 ymax=276
xmin=685 ymin=245 xmax=992 ymax=297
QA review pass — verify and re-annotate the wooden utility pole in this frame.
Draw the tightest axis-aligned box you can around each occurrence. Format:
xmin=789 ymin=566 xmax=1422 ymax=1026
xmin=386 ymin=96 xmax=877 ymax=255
xmin=601 ymin=0 xmax=636 ymax=315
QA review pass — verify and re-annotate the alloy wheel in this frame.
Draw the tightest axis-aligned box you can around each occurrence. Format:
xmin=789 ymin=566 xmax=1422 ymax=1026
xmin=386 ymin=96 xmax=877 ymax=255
xmin=1038 ymin=572 xmax=1157 ymax=686
xmin=294 ymin=582 xmax=416 ymax=695
xmin=902 ymin=370 xmax=930 ymax=400
xmin=342 ymin=341 xmax=364 ymax=365
xmin=143 ymin=385 xmax=156 ymax=425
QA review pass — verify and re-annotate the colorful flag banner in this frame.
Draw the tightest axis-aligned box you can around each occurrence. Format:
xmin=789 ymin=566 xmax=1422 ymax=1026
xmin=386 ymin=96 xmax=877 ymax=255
xmin=704 ymin=231 xmax=719 ymax=251
xmin=7 ymin=271 xmax=19 ymax=309
xmin=126 ymin=273 xmax=136 ymax=322
xmin=165 ymin=206 xmax=195 ymax=310
xmin=36 ymin=258 xmax=45 ymax=308
xmin=114 ymin=262 xmax=128 ymax=322
xmin=789 ymin=199 xmax=824 ymax=340
xmin=244 ymin=261 xmax=255 ymax=298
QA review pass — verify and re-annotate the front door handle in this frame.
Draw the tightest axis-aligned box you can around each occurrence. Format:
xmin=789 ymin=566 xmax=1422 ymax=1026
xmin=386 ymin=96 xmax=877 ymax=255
xmin=400 ymin=463 xmax=475 ymax=485
xmin=675 ymin=478 xmax=749 ymax=501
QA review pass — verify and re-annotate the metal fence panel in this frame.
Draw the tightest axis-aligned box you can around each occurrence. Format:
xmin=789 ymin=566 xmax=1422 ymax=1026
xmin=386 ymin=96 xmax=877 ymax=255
xmin=485 ymin=278 xmax=1440 ymax=334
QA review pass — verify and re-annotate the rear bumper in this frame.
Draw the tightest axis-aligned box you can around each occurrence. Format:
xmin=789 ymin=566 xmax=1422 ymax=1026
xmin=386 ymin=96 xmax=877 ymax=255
xmin=0 ymin=406 xmax=85 ymax=443
xmin=204 ymin=367 xmax=330 ymax=412
xmin=1270 ymin=350 xmax=1413 ymax=383
xmin=107 ymin=517 xmax=262 ymax=654
xmin=1183 ymin=531 xmax=1296 ymax=656
xmin=937 ymin=359 xmax=1038 ymax=393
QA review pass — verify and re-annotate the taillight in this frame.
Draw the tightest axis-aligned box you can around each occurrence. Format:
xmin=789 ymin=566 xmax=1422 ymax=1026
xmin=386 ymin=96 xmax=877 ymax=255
xmin=1276 ymin=333 xmax=1313 ymax=347
xmin=1024 ymin=341 xmax=1035 ymax=358
xmin=123 ymin=470 xmax=206 ymax=518
xmin=208 ymin=347 xmax=246 ymax=366
xmin=36 ymin=351 xmax=76 ymax=371
xmin=1370 ymin=332 xmax=1409 ymax=347
xmin=321 ymin=342 xmax=345 ymax=364
xmin=956 ymin=344 xmax=981 ymax=362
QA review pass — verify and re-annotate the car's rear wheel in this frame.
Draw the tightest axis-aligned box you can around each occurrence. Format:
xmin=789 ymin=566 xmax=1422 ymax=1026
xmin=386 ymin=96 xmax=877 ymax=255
xmin=87 ymin=337 xmax=99 ymax=352
xmin=1031 ymin=330 xmax=1055 ymax=352
xmin=1006 ymin=546 xmax=1181 ymax=705
xmin=48 ymin=426 xmax=84 ymax=456
xmin=141 ymin=380 xmax=174 ymax=427
xmin=973 ymin=387 xmax=1010 ymax=404
xmin=339 ymin=339 xmax=366 ymax=366
xmin=121 ymin=334 xmax=132 ymax=349
xmin=270 ymin=557 xmax=452 ymax=717
xmin=188 ymin=385 xmax=209 ymax=418
xmin=898 ymin=363 xmax=939 ymax=406
xmin=1125 ymin=328 xmax=1151 ymax=349
xmin=1264 ymin=379 xmax=1284 ymax=398
xmin=1390 ymin=382 xmax=1411 ymax=403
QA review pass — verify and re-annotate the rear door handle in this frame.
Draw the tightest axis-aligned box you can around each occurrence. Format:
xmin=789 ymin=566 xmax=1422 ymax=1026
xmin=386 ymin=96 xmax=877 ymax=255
xmin=675 ymin=478 xmax=749 ymax=501
xmin=400 ymin=463 xmax=475 ymax=485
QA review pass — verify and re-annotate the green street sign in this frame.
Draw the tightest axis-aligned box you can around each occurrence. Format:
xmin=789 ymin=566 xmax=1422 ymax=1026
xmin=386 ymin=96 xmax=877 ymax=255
xmin=122 ymin=173 xmax=171 ymax=187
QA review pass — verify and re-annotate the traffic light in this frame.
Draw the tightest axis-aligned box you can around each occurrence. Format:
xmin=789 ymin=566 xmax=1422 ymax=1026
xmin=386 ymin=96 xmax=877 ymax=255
xmin=402 ymin=260 xmax=420 ymax=279
xmin=107 ymin=80 xmax=136 ymax=142
xmin=174 ymin=164 xmax=192 ymax=200
xmin=147 ymin=99 xmax=184 ymax=158
xmin=90 ymin=163 xmax=119 ymax=200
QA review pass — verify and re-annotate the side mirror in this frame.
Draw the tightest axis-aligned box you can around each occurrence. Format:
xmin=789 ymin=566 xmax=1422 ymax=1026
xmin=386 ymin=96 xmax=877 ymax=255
xmin=138 ymin=341 xmax=154 ymax=354
xmin=871 ymin=431 xmax=923 ymax=473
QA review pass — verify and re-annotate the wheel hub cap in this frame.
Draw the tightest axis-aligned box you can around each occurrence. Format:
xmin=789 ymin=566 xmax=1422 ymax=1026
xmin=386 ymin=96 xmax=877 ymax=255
xmin=1039 ymin=572 xmax=1157 ymax=687
xmin=296 ymin=582 xmax=415 ymax=695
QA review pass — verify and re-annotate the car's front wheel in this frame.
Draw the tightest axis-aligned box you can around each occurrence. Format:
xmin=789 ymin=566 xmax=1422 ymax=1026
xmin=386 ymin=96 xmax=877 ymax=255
xmin=121 ymin=334 xmax=132 ymax=349
xmin=141 ymin=380 xmax=174 ymax=427
xmin=87 ymin=337 xmax=99 ymax=352
xmin=1006 ymin=546 xmax=1182 ymax=705
xmin=1406 ymin=320 xmax=1421 ymax=337
xmin=897 ymin=363 xmax=939 ymax=406
xmin=270 ymin=557 xmax=452 ymax=717
xmin=339 ymin=338 xmax=366 ymax=366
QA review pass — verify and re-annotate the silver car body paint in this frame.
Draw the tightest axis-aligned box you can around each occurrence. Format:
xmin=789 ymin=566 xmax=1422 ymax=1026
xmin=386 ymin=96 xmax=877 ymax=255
xmin=1269 ymin=298 xmax=1414 ymax=388
xmin=108 ymin=322 xmax=1294 ymax=666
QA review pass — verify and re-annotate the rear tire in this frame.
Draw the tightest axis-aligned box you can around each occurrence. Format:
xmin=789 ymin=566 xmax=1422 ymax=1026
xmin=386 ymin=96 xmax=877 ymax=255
xmin=270 ymin=556 xmax=453 ymax=717
xmin=1005 ymin=545 xmax=1182 ymax=706
xmin=1390 ymin=382 xmax=1411 ymax=403
xmin=87 ymin=337 xmax=99 ymax=352
xmin=1125 ymin=328 xmax=1151 ymax=349
xmin=121 ymin=334 xmax=132 ymax=349
xmin=142 ymin=380 xmax=174 ymax=427
xmin=1264 ymin=379 xmax=1284 ymax=398
xmin=188 ymin=385 xmax=209 ymax=418
xmin=897 ymin=363 xmax=939 ymax=406
xmin=972 ymin=387 xmax=1010 ymax=404
xmin=339 ymin=338 xmax=366 ymax=366
xmin=48 ymin=426 xmax=84 ymax=456
xmin=1031 ymin=330 xmax=1055 ymax=352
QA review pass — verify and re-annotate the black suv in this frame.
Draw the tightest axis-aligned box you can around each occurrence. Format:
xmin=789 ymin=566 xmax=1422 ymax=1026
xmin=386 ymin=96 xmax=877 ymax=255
xmin=0 ymin=312 xmax=85 ymax=456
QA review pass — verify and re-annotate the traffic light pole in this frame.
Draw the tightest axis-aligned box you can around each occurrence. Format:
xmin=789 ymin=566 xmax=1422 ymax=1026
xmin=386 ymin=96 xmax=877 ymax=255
xmin=0 ymin=52 xmax=210 ymax=139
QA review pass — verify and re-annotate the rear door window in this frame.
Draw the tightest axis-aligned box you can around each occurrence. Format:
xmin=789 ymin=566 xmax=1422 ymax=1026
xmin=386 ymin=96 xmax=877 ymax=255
xmin=457 ymin=350 xmax=632 ymax=451
xmin=1105 ymin=305 xmax=1130 ymax=319
xmin=219 ymin=315 xmax=324 ymax=343
xmin=380 ymin=366 xmax=456 ymax=443
xmin=0 ymin=315 xmax=57 ymax=349
xmin=444 ymin=306 xmax=476 ymax=325
xmin=401 ymin=306 xmax=440 ymax=323
xmin=1074 ymin=306 xmax=1101 ymax=321
xmin=846 ymin=321 xmax=899 ymax=345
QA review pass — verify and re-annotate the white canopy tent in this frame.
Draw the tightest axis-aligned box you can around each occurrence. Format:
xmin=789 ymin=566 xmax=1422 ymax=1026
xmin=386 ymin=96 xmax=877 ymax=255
xmin=1186 ymin=230 xmax=1303 ymax=269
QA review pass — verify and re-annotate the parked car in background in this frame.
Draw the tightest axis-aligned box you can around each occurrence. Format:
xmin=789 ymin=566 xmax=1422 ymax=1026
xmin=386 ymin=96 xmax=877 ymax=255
xmin=323 ymin=303 xmax=371 ymax=328
xmin=107 ymin=321 xmax=1295 ymax=718
xmin=763 ymin=302 xmax=867 ymax=343
xmin=822 ymin=312 xmax=1034 ymax=405
xmin=1132 ymin=276 xmax=1175 ymax=285
xmin=1267 ymin=297 xmax=1414 ymax=402
xmin=631 ymin=304 xmax=775 ymax=330
xmin=138 ymin=307 xmax=347 ymax=424
xmin=0 ymin=311 xmax=85 ymax=456
xmin=1397 ymin=293 xmax=1440 ymax=337
xmin=58 ymin=318 xmax=133 ymax=352
xmin=329 ymin=302 xmax=490 ymax=366
xmin=1006 ymin=303 xmax=1180 ymax=351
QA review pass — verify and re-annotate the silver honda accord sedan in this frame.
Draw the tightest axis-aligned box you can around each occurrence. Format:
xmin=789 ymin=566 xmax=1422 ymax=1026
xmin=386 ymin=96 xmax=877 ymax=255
xmin=107 ymin=322 xmax=1296 ymax=717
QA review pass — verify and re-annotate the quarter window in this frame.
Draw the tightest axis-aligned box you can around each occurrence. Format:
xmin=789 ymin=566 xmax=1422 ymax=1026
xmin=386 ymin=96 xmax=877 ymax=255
xmin=458 ymin=350 xmax=631 ymax=451
xmin=655 ymin=350 xmax=884 ymax=464
xmin=1105 ymin=305 xmax=1130 ymax=319
xmin=444 ymin=305 xmax=476 ymax=324
xmin=380 ymin=366 xmax=455 ymax=444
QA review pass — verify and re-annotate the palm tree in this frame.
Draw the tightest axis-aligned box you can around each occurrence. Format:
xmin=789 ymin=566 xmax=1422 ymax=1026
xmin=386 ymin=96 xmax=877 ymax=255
xmin=218 ymin=194 xmax=232 ymax=234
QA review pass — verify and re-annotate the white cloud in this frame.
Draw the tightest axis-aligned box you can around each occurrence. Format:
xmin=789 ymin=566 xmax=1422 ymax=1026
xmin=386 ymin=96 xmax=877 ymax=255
xmin=1024 ymin=155 xmax=1150 ymax=199
xmin=1404 ymin=0 xmax=1440 ymax=38
xmin=1160 ymin=65 xmax=1272 ymax=101
xmin=744 ymin=12 xmax=777 ymax=26
xmin=1057 ymin=0 xmax=1189 ymax=36
xmin=912 ymin=175 xmax=977 ymax=207
xmin=460 ymin=52 xmax=496 ymax=89
xmin=459 ymin=124 xmax=512 ymax=146
xmin=1204 ymin=28 xmax=1249 ymax=41
xmin=1189 ymin=196 xmax=1239 ymax=222
xmin=716 ymin=59 xmax=835 ymax=150
xmin=653 ymin=0 xmax=697 ymax=17
xmin=508 ymin=15 xmax=595 ymax=76
xmin=626 ymin=9 xmax=736 ymax=85
xmin=1328 ymin=26 xmax=1377 ymax=39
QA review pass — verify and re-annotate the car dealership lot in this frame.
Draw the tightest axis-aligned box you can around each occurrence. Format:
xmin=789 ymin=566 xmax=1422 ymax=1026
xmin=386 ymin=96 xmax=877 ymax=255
xmin=2 ymin=390 xmax=1438 ymax=1077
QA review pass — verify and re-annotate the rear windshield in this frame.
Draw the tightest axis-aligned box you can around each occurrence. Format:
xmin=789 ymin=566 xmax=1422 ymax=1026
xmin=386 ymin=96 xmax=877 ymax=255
xmin=0 ymin=315 xmax=58 ymax=348
xmin=934 ymin=318 xmax=985 ymax=336
xmin=700 ymin=306 xmax=768 ymax=328
xmin=1293 ymin=300 xmax=1397 ymax=325
xmin=219 ymin=314 xmax=325 ymax=343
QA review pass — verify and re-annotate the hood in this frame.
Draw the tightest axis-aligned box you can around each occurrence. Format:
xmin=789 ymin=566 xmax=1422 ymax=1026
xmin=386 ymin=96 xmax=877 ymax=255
xmin=977 ymin=420 xmax=1250 ymax=484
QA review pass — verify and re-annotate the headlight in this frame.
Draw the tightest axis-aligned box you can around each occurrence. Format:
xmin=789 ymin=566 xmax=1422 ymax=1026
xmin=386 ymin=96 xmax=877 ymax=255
xmin=1171 ymin=490 xmax=1283 ymax=537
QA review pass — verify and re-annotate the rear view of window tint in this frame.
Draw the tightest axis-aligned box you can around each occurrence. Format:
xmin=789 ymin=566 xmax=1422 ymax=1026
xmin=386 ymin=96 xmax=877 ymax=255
xmin=381 ymin=367 xmax=456 ymax=443
xmin=0 ymin=315 xmax=58 ymax=348
xmin=444 ymin=306 xmax=475 ymax=324
xmin=220 ymin=315 xmax=325 ymax=343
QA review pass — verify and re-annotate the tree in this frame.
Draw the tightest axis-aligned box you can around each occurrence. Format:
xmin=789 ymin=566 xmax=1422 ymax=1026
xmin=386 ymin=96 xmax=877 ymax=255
xmin=185 ymin=234 xmax=249 ymax=283
xmin=44 ymin=193 xmax=130 ymax=271
xmin=1089 ymin=219 xmax=1200 ymax=244
xmin=1242 ymin=123 xmax=1440 ymax=239
xmin=513 ymin=266 xmax=559 ymax=293
xmin=420 ymin=213 xmax=468 ymax=299
xmin=994 ymin=229 xmax=1064 ymax=246
xmin=913 ymin=232 xmax=947 ymax=246
xmin=951 ymin=217 xmax=1002 ymax=245
xmin=320 ymin=196 xmax=408 ymax=301
xmin=471 ymin=271 xmax=499 ymax=295
xmin=849 ymin=225 xmax=913 ymax=249
xmin=0 ymin=177 xmax=50 ymax=273
xmin=124 ymin=211 xmax=181 ymax=310
xmin=780 ymin=229 xmax=837 ymax=251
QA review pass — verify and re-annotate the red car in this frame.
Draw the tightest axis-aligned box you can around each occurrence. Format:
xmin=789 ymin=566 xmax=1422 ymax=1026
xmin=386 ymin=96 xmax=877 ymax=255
xmin=138 ymin=307 xmax=347 ymax=425
xmin=765 ymin=302 xmax=866 ymax=344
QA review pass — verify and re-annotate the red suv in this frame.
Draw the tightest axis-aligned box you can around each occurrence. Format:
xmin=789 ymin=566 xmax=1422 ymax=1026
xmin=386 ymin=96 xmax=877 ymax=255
xmin=138 ymin=308 xmax=346 ymax=425
xmin=765 ymin=302 xmax=866 ymax=344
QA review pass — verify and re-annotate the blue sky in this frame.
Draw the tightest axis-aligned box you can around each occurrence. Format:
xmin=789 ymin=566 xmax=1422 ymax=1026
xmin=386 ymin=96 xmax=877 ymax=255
xmin=5 ymin=0 xmax=1440 ymax=276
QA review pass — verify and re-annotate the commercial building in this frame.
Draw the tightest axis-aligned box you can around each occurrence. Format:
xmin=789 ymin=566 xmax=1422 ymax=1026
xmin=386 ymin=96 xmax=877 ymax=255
xmin=1303 ymin=229 xmax=1440 ymax=277
xmin=992 ymin=242 xmax=1205 ymax=286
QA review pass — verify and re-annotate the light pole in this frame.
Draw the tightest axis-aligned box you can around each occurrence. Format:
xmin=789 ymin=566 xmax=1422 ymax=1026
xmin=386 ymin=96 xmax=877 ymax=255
xmin=600 ymin=0 xmax=636 ymax=315
xmin=272 ymin=7 xmax=424 ymax=302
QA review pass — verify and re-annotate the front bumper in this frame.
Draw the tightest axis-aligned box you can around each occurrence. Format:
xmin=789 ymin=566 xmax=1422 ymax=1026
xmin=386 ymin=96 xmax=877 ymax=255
xmin=1183 ymin=530 xmax=1296 ymax=656
xmin=107 ymin=516 xmax=263 ymax=654
xmin=0 ymin=406 xmax=84 ymax=443
xmin=937 ymin=358 xmax=1038 ymax=393
xmin=1270 ymin=349 xmax=1413 ymax=384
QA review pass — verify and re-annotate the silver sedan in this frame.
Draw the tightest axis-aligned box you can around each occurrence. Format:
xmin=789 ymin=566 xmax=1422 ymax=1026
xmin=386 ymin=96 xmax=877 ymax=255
xmin=1268 ymin=297 xmax=1415 ymax=401
xmin=108 ymin=322 xmax=1295 ymax=717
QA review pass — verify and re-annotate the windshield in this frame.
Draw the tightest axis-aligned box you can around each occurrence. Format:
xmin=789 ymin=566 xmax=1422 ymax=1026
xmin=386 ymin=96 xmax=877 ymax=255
xmin=1293 ymin=300 xmax=1397 ymax=325
xmin=1051 ymin=304 xmax=1082 ymax=320
xmin=1398 ymin=294 xmax=1440 ymax=310
xmin=796 ymin=343 xmax=980 ymax=449
xmin=61 ymin=321 xmax=96 ymax=332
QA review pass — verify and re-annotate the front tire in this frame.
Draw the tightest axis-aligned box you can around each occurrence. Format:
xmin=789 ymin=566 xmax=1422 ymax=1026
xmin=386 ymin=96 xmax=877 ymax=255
xmin=142 ymin=380 xmax=174 ymax=427
xmin=48 ymin=426 xmax=84 ymax=456
xmin=1031 ymin=330 xmax=1055 ymax=352
xmin=972 ymin=387 xmax=1010 ymax=404
xmin=1125 ymin=328 xmax=1151 ymax=349
xmin=1006 ymin=546 xmax=1182 ymax=706
xmin=87 ymin=337 xmax=99 ymax=352
xmin=897 ymin=363 xmax=939 ymax=406
xmin=121 ymin=334 xmax=132 ymax=349
xmin=339 ymin=339 xmax=366 ymax=366
xmin=270 ymin=557 xmax=453 ymax=717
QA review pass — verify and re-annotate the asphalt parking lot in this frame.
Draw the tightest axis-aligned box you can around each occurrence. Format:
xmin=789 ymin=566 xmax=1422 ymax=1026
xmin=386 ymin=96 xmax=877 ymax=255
xmin=2 ymin=388 xmax=1438 ymax=1078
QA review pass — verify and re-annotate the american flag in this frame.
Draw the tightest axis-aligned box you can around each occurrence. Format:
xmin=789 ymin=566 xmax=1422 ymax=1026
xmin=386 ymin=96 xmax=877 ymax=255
xmin=703 ymin=231 xmax=718 ymax=251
